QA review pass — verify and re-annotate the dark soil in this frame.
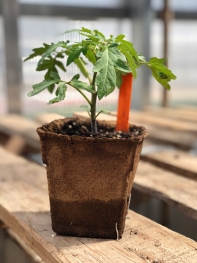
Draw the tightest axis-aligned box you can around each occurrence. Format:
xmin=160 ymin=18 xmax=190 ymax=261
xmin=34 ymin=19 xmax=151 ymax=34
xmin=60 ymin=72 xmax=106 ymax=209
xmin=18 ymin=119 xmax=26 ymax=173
xmin=59 ymin=118 xmax=145 ymax=139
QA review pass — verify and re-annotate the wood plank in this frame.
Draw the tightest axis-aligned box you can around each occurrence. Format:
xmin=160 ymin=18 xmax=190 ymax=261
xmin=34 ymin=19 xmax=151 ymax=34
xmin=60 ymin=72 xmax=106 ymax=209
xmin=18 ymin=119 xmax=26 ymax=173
xmin=136 ymin=161 xmax=197 ymax=220
xmin=0 ymin=147 xmax=197 ymax=263
xmin=74 ymin=112 xmax=197 ymax=151
xmin=112 ymin=111 xmax=197 ymax=134
xmin=0 ymin=114 xmax=40 ymax=149
xmin=35 ymin=113 xmax=65 ymax=125
xmin=141 ymin=149 xmax=197 ymax=181
xmin=145 ymin=106 xmax=197 ymax=123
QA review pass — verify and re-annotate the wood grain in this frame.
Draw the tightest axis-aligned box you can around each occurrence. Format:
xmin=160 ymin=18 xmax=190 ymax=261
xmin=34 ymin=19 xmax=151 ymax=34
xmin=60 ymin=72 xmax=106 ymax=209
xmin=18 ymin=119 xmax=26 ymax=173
xmin=74 ymin=111 xmax=197 ymax=151
xmin=145 ymin=106 xmax=197 ymax=123
xmin=136 ymin=161 xmax=197 ymax=220
xmin=141 ymin=149 xmax=197 ymax=181
xmin=0 ymin=114 xmax=40 ymax=149
xmin=0 ymin=147 xmax=197 ymax=263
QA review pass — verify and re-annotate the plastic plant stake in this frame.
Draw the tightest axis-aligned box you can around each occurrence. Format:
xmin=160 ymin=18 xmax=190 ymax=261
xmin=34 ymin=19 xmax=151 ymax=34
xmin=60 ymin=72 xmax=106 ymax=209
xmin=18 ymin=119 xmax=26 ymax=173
xmin=116 ymin=73 xmax=133 ymax=132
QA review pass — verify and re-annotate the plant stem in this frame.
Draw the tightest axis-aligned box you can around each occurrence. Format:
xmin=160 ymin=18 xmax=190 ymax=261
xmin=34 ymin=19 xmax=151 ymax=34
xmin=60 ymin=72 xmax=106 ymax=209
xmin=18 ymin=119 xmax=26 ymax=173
xmin=90 ymin=72 xmax=98 ymax=134
xmin=91 ymin=92 xmax=97 ymax=134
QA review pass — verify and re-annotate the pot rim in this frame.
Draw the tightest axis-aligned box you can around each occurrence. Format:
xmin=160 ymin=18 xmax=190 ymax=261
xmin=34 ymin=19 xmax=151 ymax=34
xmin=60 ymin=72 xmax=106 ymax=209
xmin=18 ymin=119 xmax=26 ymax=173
xmin=37 ymin=117 xmax=148 ymax=142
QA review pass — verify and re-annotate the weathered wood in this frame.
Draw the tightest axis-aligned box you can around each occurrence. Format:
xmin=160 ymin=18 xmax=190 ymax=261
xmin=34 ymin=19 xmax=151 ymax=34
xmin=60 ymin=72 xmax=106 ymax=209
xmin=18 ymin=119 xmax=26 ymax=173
xmin=146 ymin=106 xmax=197 ymax=123
xmin=112 ymin=111 xmax=197 ymax=134
xmin=36 ymin=113 xmax=65 ymax=125
xmin=136 ymin=161 xmax=197 ymax=220
xmin=141 ymin=149 xmax=197 ymax=181
xmin=7 ymin=229 xmax=42 ymax=262
xmin=4 ymin=135 xmax=26 ymax=154
xmin=0 ymin=220 xmax=7 ymax=229
xmin=0 ymin=114 xmax=40 ymax=149
xmin=0 ymin=147 xmax=197 ymax=263
xmin=74 ymin=111 xmax=197 ymax=151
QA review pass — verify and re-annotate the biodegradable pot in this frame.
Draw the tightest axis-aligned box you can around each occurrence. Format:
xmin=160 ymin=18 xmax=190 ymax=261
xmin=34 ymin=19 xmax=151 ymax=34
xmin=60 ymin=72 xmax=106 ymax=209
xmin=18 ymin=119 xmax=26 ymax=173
xmin=37 ymin=118 xmax=148 ymax=239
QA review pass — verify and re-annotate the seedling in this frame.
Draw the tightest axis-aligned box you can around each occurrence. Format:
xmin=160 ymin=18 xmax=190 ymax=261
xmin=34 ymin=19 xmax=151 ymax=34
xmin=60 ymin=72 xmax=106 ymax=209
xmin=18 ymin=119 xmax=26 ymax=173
xmin=25 ymin=27 xmax=176 ymax=134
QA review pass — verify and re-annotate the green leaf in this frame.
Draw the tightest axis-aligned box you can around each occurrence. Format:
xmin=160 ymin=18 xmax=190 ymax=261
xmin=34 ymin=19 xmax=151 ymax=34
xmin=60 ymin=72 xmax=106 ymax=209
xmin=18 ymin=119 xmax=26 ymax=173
xmin=85 ymin=49 xmax=96 ymax=64
xmin=67 ymin=46 xmax=87 ymax=66
xmin=70 ymin=74 xmax=94 ymax=93
xmin=74 ymin=58 xmax=90 ymax=79
xmin=115 ymin=34 xmax=125 ymax=42
xmin=27 ymin=79 xmax=60 ymax=97
xmin=147 ymin=57 xmax=177 ymax=90
xmin=48 ymin=83 xmax=67 ymax=104
xmin=24 ymin=43 xmax=50 ymax=62
xmin=38 ymin=41 xmax=66 ymax=66
xmin=116 ymin=71 xmax=123 ymax=88
xmin=108 ymin=46 xmax=131 ymax=73
xmin=120 ymin=49 xmax=137 ymax=78
xmin=93 ymin=46 xmax=131 ymax=99
xmin=50 ymin=71 xmax=60 ymax=80
xmin=93 ymin=48 xmax=116 ymax=99
xmin=55 ymin=60 xmax=66 ymax=71
xmin=118 ymin=39 xmax=140 ymax=77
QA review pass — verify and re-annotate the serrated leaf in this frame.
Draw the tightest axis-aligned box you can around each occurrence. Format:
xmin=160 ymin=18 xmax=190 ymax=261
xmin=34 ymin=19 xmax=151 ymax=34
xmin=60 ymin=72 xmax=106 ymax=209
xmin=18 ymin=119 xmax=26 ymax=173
xmin=50 ymin=71 xmax=60 ymax=80
xmin=93 ymin=47 xmax=131 ymax=99
xmin=94 ymin=29 xmax=105 ymax=38
xmin=120 ymin=49 xmax=137 ymax=78
xmin=93 ymin=48 xmax=116 ymax=99
xmin=118 ymin=40 xmax=140 ymax=68
xmin=27 ymin=79 xmax=60 ymax=97
xmin=48 ymin=83 xmax=67 ymax=104
xmin=24 ymin=43 xmax=50 ymax=62
xmin=80 ymin=27 xmax=93 ymax=34
xmin=38 ymin=41 xmax=66 ymax=66
xmin=115 ymin=34 xmax=125 ymax=42
xmin=85 ymin=49 xmax=96 ymax=64
xmin=71 ymin=74 xmax=80 ymax=81
xmin=116 ymin=71 xmax=123 ymax=88
xmin=67 ymin=46 xmax=87 ymax=66
xmin=74 ymin=58 xmax=90 ymax=79
xmin=138 ymin=55 xmax=146 ymax=63
xmin=55 ymin=60 xmax=66 ymax=71
xmin=147 ymin=57 xmax=176 ymax=90
xmin=70 ymin=75 xmax=94 ymax=93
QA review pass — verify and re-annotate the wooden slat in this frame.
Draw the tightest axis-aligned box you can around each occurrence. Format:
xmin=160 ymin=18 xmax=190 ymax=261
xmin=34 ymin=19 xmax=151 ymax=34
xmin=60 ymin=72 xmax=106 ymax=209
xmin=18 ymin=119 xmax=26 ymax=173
xmin=145 ymin=106 xmax=197 ymax=123
xmin=141 ymin=149 xmax=197 ymax=181
xmin=35 ymin=113 xmax=65 ymax=125
xmin=111 ymin=111 xmax=197 ymax=134
xmin=0 ymin=147 xmax=197 ymax=263
xmin=136 ymin=161 xmax=197 ymax=220
xmin=74 ymin=111 xmax=197 ymax=151
xmin=0 ymin=114 xmax=40 ymax=149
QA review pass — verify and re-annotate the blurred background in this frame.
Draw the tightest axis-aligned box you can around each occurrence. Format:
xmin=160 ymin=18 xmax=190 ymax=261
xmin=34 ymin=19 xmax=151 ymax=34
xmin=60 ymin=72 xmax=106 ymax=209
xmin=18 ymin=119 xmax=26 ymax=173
xmin=0 ymin=1 xmax=197 ymax=262
xmin=0 ymin=0 xmax=196 ymax=118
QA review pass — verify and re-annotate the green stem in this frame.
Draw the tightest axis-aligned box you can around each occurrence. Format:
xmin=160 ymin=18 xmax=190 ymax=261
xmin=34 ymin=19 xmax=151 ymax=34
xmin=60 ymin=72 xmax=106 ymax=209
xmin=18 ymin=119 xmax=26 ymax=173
xmin=69 ymin=84 xmax=92 ymax=105
xmin=90 ymin=72 xmax=98 ymax=134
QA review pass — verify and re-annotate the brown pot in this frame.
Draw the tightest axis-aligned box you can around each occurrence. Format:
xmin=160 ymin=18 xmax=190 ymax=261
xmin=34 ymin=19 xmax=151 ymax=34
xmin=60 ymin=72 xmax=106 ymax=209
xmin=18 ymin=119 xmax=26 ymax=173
xmin=37 ymin=118 xmax=148 ymax=239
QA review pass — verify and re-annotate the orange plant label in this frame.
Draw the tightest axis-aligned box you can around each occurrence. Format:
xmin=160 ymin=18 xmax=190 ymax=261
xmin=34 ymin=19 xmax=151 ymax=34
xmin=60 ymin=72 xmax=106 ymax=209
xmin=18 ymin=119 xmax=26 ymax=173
xmin=116 ymin=73 xmax=133 ymax=132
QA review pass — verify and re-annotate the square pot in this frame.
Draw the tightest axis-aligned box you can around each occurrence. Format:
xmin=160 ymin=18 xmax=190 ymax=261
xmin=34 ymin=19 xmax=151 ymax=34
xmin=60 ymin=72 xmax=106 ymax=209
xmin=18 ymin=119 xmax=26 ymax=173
xmin=37 ymin=118 xmax=148 ymax=239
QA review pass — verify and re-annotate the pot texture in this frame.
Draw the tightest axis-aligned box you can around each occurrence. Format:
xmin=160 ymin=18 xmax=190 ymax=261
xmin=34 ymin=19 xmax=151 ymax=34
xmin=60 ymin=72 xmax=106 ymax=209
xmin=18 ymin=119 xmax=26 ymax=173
xmin=37 ymin=118 xmax=148 ymax=239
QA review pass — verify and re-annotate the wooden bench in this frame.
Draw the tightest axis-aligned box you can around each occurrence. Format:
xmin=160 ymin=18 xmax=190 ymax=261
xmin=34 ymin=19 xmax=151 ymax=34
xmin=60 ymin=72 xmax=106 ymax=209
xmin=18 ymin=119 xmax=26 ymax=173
xmin=0 ymin=147 xmax=197 ymax=263
xmin=110 ymin=110 xmax=197 ymax=151
xmin=0 ymin=114 xmax=64 ymax=155
xmin=0 ymin=114 xmax=40 ymax=154
xmin=1 ymin=113 xmax=197 ymax=219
